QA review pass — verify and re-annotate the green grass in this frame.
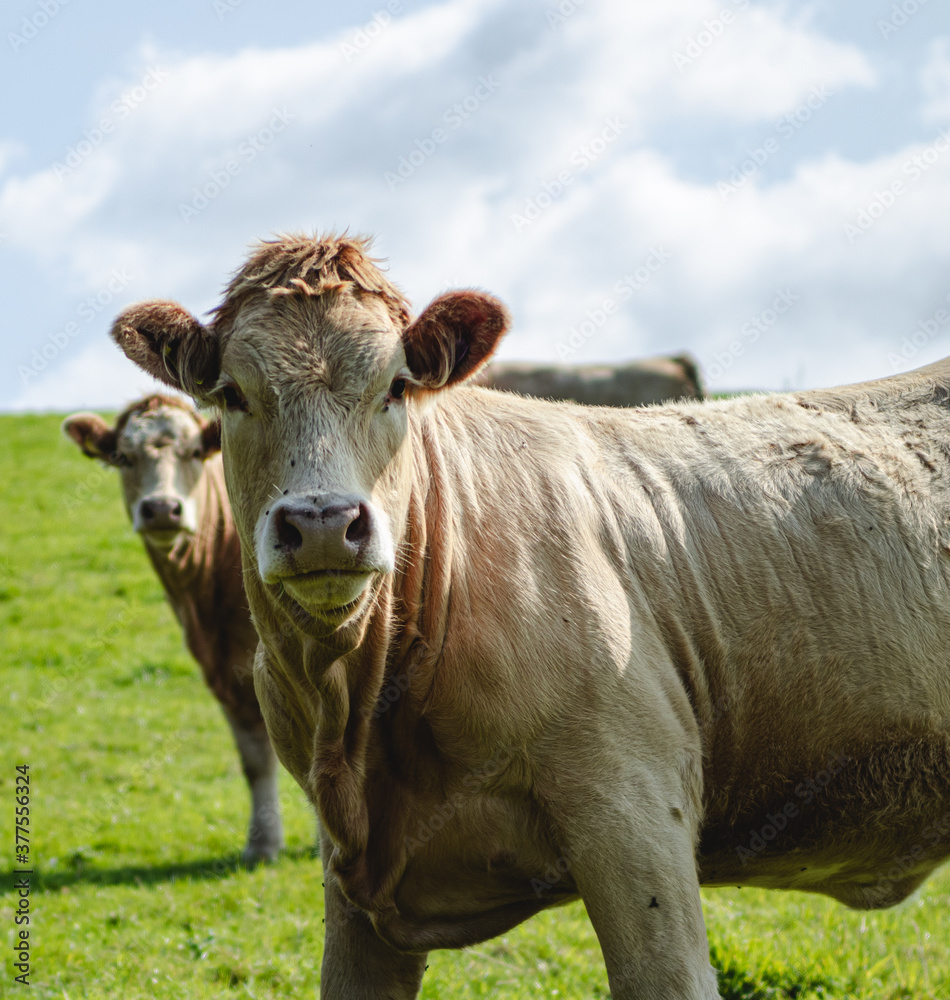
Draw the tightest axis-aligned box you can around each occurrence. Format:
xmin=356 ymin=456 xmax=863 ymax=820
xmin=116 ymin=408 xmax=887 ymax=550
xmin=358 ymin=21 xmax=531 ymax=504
xmin=1 ymin=412 xmax=948 ymax=999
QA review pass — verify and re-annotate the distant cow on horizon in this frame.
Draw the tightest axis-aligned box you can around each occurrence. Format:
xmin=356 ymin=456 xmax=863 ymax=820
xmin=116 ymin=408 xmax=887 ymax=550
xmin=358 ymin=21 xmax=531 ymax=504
xmin=63 ymin=395 xmax=284 ymax=865
xmin=475 ymin=354 xmax=703 ymax=406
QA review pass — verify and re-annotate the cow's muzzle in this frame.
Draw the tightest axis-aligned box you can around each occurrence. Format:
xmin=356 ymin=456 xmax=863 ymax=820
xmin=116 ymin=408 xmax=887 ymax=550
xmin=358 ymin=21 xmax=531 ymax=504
xmin=134 ymin=494 xmax=186 ymax=539
xmin=256 ymin=493 xmax=394 ymax=612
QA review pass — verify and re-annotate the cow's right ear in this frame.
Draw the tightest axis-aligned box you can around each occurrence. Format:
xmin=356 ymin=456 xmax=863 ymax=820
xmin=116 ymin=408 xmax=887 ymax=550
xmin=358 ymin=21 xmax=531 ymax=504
xmin=402 ymin=291 xmax=510 ymax=390
xmin=62 ymin=413 xmax=118 ymax=462
xmin=111 ymin=300 xmax=219 ymax=399
xmin=200 ymin=416 xmax=221 ymax=457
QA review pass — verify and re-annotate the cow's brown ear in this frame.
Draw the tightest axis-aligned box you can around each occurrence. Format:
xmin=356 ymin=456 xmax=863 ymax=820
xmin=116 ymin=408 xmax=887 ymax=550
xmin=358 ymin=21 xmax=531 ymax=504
xmin=111 ymin=300 xmax=219 ymax=400
xmin=402 ymin=291 xmax=510 ymax=390
xmin=200 ymin=416 xmax=221 ymax=457
xmin=62 ymin=413 xmax=118 ymax=462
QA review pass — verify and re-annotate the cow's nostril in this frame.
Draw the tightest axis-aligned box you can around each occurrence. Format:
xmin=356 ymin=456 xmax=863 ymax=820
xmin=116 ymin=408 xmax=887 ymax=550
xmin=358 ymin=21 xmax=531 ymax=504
xmin=274 ymin=508 xmax=303 ymax=551
xmin=139 ymin=496 xmax=183 ymax=529
xmin=345 ymin=503 xmax=372 ymax=546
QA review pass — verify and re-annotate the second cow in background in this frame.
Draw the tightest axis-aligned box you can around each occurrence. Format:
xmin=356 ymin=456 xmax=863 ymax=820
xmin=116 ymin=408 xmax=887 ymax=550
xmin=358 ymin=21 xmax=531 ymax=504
xmin=476 ymin=354 xmax=703 ymax=406
xmin=63 ymin=395 xmax=284 ymax=865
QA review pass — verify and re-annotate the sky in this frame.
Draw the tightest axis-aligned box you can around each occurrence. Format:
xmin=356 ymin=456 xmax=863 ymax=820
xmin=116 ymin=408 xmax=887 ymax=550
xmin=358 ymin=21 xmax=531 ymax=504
xmin=3 ymin=0 xmax=950 ymax=411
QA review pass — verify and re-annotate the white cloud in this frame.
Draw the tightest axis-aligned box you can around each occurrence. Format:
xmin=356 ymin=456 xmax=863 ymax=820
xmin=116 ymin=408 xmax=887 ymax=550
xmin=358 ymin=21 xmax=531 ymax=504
xmin=665 ymin=4 xmax=875 ymax=118
xmin=3 ymin=0 xmax=949 ymax=411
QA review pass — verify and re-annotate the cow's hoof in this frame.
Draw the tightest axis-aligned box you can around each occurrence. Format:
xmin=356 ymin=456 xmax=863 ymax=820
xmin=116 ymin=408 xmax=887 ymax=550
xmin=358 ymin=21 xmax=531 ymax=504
xmin=241 ymin=842 xmax=284 ymax=868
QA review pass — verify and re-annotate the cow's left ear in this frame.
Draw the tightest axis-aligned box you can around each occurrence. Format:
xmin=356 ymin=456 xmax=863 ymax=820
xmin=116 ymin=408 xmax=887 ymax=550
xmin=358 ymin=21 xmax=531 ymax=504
xmin=111 ymin=300 xmax=219 ymax=401
xmin=200 ymin=416 xmax=221 ymax=458
xmin=402 ymin=291 xmax=510 ymax=390
xmin=62 ymin=413 xmax=118 ymax=462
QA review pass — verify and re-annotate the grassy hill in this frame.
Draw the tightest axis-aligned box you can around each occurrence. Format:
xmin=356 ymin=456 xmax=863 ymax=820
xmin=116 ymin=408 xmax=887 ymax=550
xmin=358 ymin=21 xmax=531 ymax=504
xmin=1 ymin=412 xmax=947 ymax=999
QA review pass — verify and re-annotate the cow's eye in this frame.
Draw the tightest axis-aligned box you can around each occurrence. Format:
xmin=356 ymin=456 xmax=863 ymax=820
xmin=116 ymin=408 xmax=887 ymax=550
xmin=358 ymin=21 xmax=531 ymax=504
xmin=113 ymin=452 xmax=132 ymax=467
xmin=389 ymin=378 xmax=407 ymax=400
xmin=221 ymin=384 xmax=249 ymax=412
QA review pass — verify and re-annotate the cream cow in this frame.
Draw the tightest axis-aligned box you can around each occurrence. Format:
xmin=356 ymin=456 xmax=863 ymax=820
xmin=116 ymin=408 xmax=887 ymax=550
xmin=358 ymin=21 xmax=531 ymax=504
xmin=475 ymin=354 xmax=704 ymax=405
xmin=109 ymin=234 xmax=950 ymax=999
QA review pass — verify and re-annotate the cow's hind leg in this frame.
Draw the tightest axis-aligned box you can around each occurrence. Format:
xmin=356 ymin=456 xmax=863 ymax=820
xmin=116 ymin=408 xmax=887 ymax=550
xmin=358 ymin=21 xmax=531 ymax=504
xmin=225 ymin=712 xmax=285 ymax=864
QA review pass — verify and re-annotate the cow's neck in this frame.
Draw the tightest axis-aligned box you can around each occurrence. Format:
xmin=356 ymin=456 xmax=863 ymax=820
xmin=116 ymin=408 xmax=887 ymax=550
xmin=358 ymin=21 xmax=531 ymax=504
xmin=266 ymin=409 xmax=459 ymax=905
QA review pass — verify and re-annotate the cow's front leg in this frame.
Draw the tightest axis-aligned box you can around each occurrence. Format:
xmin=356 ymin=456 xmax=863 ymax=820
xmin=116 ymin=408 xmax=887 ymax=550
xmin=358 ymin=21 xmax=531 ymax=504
xmin=320 ymin=838 xmax=428 ymax=998
xmin=224 ymin=712 xmax=285 ymax=864
xmin=552 ymin=770 xmax=720 ymax=999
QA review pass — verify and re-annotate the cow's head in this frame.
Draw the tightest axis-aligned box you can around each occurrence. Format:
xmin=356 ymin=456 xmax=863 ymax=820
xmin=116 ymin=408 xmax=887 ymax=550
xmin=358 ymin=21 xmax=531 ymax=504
xmin=63 ymin=395 xmax=221 ymax=547
xmin=109 ymin=234 xmax=509 ymax=629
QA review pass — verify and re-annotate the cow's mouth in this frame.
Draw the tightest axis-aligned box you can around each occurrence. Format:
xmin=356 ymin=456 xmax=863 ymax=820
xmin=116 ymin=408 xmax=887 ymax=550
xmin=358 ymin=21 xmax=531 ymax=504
xmin=140 ymin=526 xmax=192 ymax=547
xmin=280 ymin=569 xmax=374 ymax=614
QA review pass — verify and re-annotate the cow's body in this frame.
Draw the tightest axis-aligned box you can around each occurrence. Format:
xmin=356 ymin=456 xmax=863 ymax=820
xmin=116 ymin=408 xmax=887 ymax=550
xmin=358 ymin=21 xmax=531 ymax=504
xmin=475 ymin=354 xmax=704 ymax=405
xmin=63 ymin=397 xmax=284 ymax=864
xmin=257 ymin=374 xmax=950 ymax=945
xmin=111 ymin=235 xmax=950 ymax=999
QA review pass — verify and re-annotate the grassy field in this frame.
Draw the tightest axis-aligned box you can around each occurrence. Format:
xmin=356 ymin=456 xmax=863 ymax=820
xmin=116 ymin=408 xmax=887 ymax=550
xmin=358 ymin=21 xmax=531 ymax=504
xmin=1 ymin=411 xmax=948 ymax=999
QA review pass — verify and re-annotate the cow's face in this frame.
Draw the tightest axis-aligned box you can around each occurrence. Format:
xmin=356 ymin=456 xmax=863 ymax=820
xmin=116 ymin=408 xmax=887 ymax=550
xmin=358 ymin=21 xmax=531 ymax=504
xmin=220 ymin=290 xmax=409 ymax=618
xmin=63 ymin=400 xmax=220 ymax=548
xmin=110 ymin=281 xmax=508 ymax=626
